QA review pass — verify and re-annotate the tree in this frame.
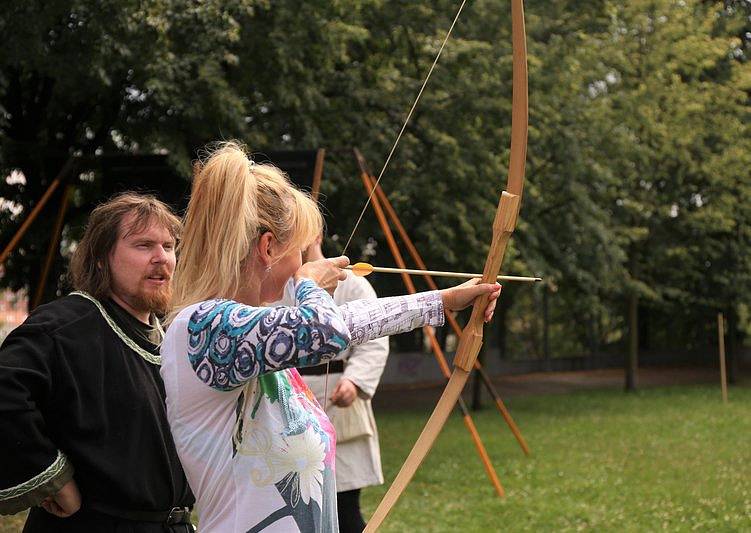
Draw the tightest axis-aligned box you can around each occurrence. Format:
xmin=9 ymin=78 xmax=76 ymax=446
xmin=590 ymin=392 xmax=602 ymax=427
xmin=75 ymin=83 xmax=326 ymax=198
xmin=2 ymin=0 xmax=750 ymax=368
xmin=0 ymin=0 xmax=254 ymax=293
xmin=577 ymin=0 xmax=751 ymax=386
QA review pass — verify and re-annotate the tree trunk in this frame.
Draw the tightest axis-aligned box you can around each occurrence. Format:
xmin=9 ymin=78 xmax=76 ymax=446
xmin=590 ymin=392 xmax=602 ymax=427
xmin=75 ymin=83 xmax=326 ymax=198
xmin=639 ymin=305 xmax=649 ymax=351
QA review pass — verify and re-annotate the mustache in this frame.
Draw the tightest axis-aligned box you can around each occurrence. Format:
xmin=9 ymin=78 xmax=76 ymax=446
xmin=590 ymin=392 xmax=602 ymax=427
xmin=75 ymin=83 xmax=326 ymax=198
xmin=145 ymin=267 xmax=172 ymax=280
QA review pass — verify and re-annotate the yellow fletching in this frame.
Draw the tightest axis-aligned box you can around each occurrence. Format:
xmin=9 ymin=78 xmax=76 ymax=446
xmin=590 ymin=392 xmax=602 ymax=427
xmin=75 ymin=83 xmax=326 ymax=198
xmin=350 ymin=262 xmax=374 ymax=277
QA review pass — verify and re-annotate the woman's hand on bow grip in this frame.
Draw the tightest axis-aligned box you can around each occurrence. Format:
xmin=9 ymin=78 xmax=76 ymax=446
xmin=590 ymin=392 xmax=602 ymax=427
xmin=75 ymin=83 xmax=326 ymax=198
xmin=440 ymin=279 xmax=502 ymax=323
xmin=295 ymin=256 xmax=349 ymax=295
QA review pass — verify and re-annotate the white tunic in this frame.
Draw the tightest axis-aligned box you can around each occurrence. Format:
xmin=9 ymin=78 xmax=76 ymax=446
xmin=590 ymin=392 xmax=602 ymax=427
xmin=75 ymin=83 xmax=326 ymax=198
xmin=301 ymin=273 xmax=389 ymax=492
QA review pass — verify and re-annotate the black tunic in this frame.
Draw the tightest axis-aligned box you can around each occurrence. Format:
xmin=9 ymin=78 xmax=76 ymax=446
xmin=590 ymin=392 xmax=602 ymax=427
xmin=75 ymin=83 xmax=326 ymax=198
xmin=0 ymin=294 xmax=193 ymax=520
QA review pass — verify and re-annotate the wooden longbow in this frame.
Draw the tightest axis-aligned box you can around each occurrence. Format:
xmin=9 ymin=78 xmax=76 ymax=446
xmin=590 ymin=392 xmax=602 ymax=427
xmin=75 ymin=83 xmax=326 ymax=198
xmin=362 ymin=1 xmax=528 ymax=529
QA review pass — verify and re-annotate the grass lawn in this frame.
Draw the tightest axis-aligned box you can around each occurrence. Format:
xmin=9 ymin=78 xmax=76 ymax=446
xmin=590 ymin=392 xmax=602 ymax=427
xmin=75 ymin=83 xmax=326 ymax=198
xmin=2 ymin=384 xmax=748 ymax=532
xmin=363 ymin=384 xmax=751 ymax=532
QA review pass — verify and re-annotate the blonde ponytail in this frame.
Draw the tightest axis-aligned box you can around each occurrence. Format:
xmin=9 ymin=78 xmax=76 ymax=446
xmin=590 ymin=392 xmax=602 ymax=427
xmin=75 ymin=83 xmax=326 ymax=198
xmin=169 ymin=141 xmax=322 ymax=322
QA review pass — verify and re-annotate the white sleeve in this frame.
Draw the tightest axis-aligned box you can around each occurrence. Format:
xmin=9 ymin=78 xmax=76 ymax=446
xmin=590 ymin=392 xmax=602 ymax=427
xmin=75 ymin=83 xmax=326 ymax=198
xmin=339 ymin=290 xmax=444 ymax=347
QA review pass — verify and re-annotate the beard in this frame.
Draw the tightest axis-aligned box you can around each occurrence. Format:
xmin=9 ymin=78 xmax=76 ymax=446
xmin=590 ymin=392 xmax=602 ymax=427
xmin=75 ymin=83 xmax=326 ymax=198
xmin=137 ymin=281 xmax=173 ymax=316
xmin=136 ymin=264 xmax=174 ymax=315
xmin=110 ymin=267 xmax=173 ymax=317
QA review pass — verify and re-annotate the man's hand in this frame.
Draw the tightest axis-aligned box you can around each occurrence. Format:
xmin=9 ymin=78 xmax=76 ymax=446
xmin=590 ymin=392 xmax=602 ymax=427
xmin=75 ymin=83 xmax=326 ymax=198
xmin=330 ymin=377 xmax=359 ymax=407
xmin=40 ymin=479 xmax=81 ymax=518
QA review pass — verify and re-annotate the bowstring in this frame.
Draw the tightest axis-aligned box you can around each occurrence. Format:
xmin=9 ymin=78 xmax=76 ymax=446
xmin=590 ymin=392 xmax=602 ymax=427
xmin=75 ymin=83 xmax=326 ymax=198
xmin=329 ymin=1 xmax=468 ymax=398
xmin=340 ymin=0 xmax=469 ymax=257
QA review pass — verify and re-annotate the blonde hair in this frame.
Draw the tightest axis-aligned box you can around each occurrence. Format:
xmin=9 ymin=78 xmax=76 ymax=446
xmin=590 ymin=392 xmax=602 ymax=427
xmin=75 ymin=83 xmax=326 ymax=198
xmin=169 ymin=141 xmax=322 ymax=319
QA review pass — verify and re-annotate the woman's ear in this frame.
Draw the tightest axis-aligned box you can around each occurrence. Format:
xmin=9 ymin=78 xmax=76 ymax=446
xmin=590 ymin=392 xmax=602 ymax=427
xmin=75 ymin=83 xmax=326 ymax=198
xmin=256 ymin=231 xmax=275 ymax=267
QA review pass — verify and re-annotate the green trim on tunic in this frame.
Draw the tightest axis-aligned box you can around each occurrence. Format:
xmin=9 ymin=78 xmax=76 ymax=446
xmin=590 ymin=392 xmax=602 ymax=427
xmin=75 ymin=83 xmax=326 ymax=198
xmin=70 ymin=291 xmax=163 ymax=366
xmin=0 ymin=451 xmax=74 ymax=515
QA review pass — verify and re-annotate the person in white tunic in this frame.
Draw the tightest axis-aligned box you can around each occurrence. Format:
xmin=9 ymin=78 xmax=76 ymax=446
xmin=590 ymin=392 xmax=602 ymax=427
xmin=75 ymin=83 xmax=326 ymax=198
xmin=286 ymin=239 xmax=389 ymax=532
xmin=160 ymin=141 xmax=501 ymax=533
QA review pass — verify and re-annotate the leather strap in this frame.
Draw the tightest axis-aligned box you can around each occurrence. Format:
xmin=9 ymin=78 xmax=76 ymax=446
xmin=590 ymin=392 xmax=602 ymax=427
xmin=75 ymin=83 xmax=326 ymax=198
xmin=298 ymin=360 xmax=344 ymax=375
xmin=87 ymin=502 xmax=192 ymax=524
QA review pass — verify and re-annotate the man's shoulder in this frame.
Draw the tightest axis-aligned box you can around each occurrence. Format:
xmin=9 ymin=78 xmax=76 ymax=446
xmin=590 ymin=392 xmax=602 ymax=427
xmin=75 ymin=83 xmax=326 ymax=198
xmin=21 ymin=294 xmax=103 ymax=335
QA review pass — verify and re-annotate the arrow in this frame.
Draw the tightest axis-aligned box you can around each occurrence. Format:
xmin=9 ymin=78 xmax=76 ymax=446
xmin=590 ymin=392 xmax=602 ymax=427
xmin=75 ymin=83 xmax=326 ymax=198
xmin=346 ymin=262 xmax=541 ymax=283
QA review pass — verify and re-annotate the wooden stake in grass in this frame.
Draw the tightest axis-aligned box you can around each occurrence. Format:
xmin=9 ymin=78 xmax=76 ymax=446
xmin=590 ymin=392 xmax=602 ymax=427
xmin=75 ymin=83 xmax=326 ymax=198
xmin=717 ymin=312 xmax=728 ymax=404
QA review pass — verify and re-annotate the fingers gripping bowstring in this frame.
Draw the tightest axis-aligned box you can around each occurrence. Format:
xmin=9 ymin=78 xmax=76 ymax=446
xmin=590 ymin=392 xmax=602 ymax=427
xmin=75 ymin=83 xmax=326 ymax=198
xmin=340 ymin=0 xmax=469 ymax=257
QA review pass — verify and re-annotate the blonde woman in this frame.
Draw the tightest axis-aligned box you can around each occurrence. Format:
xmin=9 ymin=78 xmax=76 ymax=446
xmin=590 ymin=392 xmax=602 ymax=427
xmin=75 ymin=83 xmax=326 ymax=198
xmin=160 ymin=142 xmax=500 ymax=532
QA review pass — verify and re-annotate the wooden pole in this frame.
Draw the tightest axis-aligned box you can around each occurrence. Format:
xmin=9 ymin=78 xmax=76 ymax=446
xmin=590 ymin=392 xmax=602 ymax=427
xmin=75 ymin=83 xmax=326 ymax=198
xmin=0 ymin=157 xmax=76 ymax=266
xmin=31 ymin=184 xmax=73 ymax=310
xmin=311 ymin=148 xmax=325 ymax=202
xmin=543 ymin=284 xmax=550 ymax=364
xmin=357 ymin=162 xmax=506 ymax=498
xmin=357 ymin=157 xmax=531 ymax=456
xmin=718 ymin=312 xmax=728 ymax=404
xmin=625 ymin=291 xmax=638 ymax=391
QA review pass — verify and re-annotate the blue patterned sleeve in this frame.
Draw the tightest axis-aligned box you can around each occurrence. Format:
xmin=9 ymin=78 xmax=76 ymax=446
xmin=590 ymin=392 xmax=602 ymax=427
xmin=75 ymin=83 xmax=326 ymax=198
xmin=187 ymin=279 xmax=351 ymax=391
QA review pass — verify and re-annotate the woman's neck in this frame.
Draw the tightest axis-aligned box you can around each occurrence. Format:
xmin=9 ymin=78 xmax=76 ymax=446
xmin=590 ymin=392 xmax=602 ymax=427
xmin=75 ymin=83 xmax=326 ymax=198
xmin=234 ymin=283 xmax=261 ymax=306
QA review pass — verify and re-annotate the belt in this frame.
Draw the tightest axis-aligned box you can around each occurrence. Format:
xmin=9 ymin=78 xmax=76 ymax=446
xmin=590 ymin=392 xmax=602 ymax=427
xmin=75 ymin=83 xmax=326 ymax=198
xmin=88 ymin=502 xmax=192 ymax=525
xmin=298 ymin=360 xmax=344 ymax=375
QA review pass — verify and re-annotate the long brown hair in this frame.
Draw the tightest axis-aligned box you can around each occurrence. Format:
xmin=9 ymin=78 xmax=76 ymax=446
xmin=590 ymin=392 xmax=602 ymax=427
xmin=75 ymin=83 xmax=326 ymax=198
xmin=69 ymin=192 xmax=182 ymax=299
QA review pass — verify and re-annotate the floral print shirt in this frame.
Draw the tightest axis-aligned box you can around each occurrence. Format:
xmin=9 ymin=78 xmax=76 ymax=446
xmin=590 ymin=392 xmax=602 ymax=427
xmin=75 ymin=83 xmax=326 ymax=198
xmin=160 ymin=279 xmax=443 ymax=532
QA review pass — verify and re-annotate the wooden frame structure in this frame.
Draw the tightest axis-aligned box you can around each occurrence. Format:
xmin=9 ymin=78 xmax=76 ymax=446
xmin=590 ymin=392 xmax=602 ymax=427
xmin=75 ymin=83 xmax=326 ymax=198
xmin=351 ymin=148 xmax=531 ymax=501
xmin=0 ymin=149 xmax=326 ymax=310
xmin=0 ymin=157 xmax=78 ymax=310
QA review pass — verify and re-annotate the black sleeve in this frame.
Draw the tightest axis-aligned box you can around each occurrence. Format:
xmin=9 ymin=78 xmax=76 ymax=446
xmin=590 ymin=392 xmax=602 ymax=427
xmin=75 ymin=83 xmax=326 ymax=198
xmin=0 ymin=324 xmax=74 ymax=515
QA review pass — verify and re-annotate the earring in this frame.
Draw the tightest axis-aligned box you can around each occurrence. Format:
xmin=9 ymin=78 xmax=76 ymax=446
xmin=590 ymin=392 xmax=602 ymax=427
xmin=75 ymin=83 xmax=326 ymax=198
xmin=265 ymin=265 xmax=272 ymax=274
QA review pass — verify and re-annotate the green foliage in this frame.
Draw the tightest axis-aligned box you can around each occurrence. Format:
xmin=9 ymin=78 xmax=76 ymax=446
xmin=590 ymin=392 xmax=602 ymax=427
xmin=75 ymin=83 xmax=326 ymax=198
xmin=0 ymin=0 xmax=257 ymax=292
xmin=1 ymin=0 xmax=750 ymax=354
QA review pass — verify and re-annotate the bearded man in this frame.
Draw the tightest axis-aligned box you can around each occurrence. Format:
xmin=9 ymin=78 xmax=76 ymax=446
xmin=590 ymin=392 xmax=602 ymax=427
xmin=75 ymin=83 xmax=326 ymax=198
xmin=0 ymin=193 xmax=194 ymax=532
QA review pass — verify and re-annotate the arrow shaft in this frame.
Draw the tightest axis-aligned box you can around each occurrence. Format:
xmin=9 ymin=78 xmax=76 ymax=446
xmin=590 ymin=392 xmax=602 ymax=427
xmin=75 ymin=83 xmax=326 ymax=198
xmin=346 ymin=264 xmax=540 ymax=283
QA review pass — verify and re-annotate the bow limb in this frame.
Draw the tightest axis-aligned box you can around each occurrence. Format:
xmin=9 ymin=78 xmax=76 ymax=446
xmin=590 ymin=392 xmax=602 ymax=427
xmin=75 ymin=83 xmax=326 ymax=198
xmin=363 ymin=2 xmax=528 ymax=530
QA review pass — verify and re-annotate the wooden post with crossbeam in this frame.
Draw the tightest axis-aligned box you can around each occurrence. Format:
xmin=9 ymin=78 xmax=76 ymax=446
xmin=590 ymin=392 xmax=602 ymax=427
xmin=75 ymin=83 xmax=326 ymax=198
xmin=0 ymin=157 xmax=77 ymax=267
xmin=30 ymin=184 xmax=74 ymax=310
